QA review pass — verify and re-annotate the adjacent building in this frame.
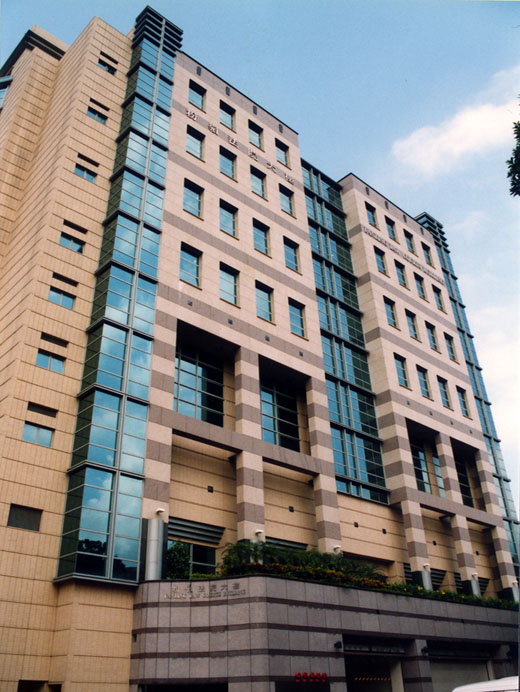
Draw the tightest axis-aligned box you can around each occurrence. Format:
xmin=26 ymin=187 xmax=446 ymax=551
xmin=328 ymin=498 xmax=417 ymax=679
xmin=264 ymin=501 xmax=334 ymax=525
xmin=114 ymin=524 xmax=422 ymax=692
xmin=0 ymin=7 xmax=517 ymax=692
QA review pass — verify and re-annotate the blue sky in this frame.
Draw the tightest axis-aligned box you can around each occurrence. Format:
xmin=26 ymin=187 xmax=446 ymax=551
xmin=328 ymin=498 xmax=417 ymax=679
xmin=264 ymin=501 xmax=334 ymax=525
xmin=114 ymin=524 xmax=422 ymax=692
xmin=2 ymin=0 xmax=519 ymax=501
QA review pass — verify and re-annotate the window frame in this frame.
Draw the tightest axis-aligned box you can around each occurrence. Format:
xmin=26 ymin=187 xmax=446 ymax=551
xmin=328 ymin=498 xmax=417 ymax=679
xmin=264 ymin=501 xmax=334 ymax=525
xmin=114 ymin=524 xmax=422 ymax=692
xmin=288 ymin=299 xmax=305 ymax=337
xmin=219 ymin=200 xmax=237 ymax=237
xmin=179 ymin=244 xmax=201 ymax=287
xmin=437 ymin=377 xmax=451 ymax=408
xmin=394 ymin=354 xmax=409 ymax=388
xmin=384 ymin=297 xmax=398 ymax=328
xmin=253 ymin=220 xmax=269 ymax=254
xmin=186 ymin=125 xmax=205 ymax=159
xmin=433 ymin=286 xmax=445 ymax=311
xmin=251 ymin=166 xmax=266 ymax=198
xmin=422 ymin=242 xmax=433 ymax=266
xmin=59 ymin=231 xmax=84 ymax=253
xmin=248 ymin=120 xmax=263 ymax=149
xmin=365 ymin=203 xmax=377 ymax=228
xmin=457 ymin=386 xmax=470 ymax=417
xmin=48 ymin=286 xmax=75 ymax=309
xmin=219 ymin=146 xmax=236 ymax=179
xmin=405 ymin=310 xmax=419 ymax=339
xmin=395 ymin=261 xmax=408 ymax=288
xmin=279 ymin=185 xmax=294 ymax=215
xmin=404 ymin=231 xmax=416 ymax=254
xmin=22 ymin=421 xmax=53 ymax=447
xmin=374 ymin=247 xmax=387 ymax=275
xmin=255 ymin=282 xmax=273 ymax=322
xmin=445 ymin=333 xmax=457 ymax=361
xmin=385 ymin=217 xmax=397 ymax=241
xmin=87 ymin=105 xmax=107 ymax=124
xmin=283 ymin=238 xmax=299 ymax=272
xmin=416 ymin=366 xmax=431 ymax=398
xmin=74 ymin=163 xmax=97 ymax=183
xmin=188 ymin=80 xmax=206 ymax=110
xmin=36 ymin=349 xmax=65 ymax=373
xmin=425 ymin=322 xmax=439 ymax=351
xmin=183 ymin=179 xmax=203 ymax=218
xmin=219 ymin=100 xmax=235 ymax=130
xmin=275 ymin=139 xmax=289 ymax=166
xmin=219 ymin=264 xmax=238 ymax=305
xmin=414 ymin=273 xmax=427 ymax=300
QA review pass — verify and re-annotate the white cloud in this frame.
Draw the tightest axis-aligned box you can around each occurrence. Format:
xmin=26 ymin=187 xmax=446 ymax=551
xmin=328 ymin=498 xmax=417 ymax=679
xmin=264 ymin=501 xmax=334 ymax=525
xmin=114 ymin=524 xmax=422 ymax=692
xmin=391 ymin=64 xmax=520 ymax=178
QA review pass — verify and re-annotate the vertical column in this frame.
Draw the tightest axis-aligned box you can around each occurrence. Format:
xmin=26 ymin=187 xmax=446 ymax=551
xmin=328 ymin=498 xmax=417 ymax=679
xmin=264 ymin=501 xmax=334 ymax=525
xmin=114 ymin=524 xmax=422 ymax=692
xmin=436 ymin=432 xmax=480 ymax=595
xmin=306 ymin=376 xmax=342 ymax=553
xmin=435 ymin=431 xmax=461 ymax=501
xmin=402 ymin=500 xmax=431 ymax=589
xmin=234 ymin=348 xmax=264 ymax=542
xmin=475 ymin=447 xmax=518 ymax=598
xmin=380 ymin=414 xmax=418 ymax=494
xmin=401 ymin=639 xmax=433 ymax=692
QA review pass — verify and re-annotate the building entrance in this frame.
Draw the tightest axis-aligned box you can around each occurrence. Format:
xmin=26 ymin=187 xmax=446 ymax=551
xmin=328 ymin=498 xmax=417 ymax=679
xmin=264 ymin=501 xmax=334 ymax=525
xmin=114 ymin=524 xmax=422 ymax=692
xmin=345 ymin=655 xmax=394 ymax=692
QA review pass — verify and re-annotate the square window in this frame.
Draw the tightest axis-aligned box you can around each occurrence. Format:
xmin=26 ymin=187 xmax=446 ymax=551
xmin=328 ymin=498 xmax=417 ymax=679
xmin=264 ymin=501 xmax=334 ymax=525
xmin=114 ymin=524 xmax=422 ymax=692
xmin=279 ymin=185 xmax=294 ymax=215
xmin=188 ymin=80 xmax=206 ymax=110
xmin=365 ymin=203 xmax=377 ymax=227
xmin=253 ymin=220 xmax=269 ymax=254
xmin=48 ymin=287 xmax=75 ymax=309
xmin=374 ymin=247 xmax=387 ymax=274
xmin=394 ymin=354 xmax=408 ymax=387
xmin=256 ymin=282 xmax=273 ymax=321
xmin=219 ymin=264 xmax=238 ymax=305
xmin=183 ymin=179 xmax=203 ymax=217
xmin=186 ymin=126 xmax=204 ymax=158
xmin=179 ymin=244 xmax=201 ymax=287
xmin=87 ymin=106 xmax=107 ymax=124
xmin=36 ymin=349 xmax=65 ymax=373
xmin=275 ymin=139 xmax=289 ymax=166
xmin=288 ymin=299 xmax=305 ymax=337
xmin=22 ymin=421 xmax=53 ymax=447
xmin=220 ymin=147 xmax=236 ymax=179
xmin=395 ymin=261 xmax=407 ymax=287
xmin=404 ymin=231 xmax=416 ymax=254
xmin=251 ymin=167 xmax=266 ymax=198
xmin=59 ymin=232 xmax=84 ymax=253
xmin=384 ymin=297 xmax=397 ymax=327
xmin=74 ymin=163 xmax=97 ymax=183
xmin=284 ymin=238 xmax=299 ymax=271
xmin=219 ymin=100 xmax=235 ymax=129
xmin=219 ymin=200 xmax=237 ymax=236
xmin=248 ymin=120 xmax=263 ymax=148
xmin=7 ymin=504 xmax=42 ymax=531
xmin=98 ymin=58 xmax=115 ymax=75
xmin=415 ymin=273 xmax=426 ymax=299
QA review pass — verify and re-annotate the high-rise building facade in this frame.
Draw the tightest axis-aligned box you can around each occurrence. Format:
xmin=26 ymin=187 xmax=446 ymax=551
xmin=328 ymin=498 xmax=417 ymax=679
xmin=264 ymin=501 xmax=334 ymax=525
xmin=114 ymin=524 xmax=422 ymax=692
xmin=0 ymin=7 xmax=517 ymax=692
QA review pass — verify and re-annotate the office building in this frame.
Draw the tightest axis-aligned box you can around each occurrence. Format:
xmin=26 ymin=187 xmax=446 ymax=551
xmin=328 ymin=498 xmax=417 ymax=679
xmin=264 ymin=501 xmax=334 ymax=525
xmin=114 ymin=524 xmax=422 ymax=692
xmin=0 ymin=6 xmax=517 ymax=692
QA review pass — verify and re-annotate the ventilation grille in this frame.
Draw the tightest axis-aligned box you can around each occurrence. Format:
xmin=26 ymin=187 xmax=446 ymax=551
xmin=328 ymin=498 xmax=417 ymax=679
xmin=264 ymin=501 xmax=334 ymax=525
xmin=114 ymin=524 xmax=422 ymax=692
xmin=266 ymin=536 xmax=307 ymax=550
xmin=168 ymin=517 xmax=224 ymax=545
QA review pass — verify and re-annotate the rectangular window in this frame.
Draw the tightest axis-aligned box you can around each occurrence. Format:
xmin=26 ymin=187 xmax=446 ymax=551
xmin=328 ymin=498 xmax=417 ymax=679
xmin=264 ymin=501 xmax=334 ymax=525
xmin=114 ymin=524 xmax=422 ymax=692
xmin=220 ymin=147 xmax=236 ymax=179
xmin=385 ymin=217 xmax=397 ymax=240
xmin=445 ymin=334 xmax=457 ymax=361
xmin=437 ymin=377 xmax=451 ymax=408
xmin=186 ymin=126 xmax=204 ymax=158
xmin=36 ymin=349 xmax=65 ymax=373
xmin=414 ymin=273 xmax=426 ymax=299
xmin=253 ymin=220 xmax=269 ymax=254
xmin=219 ymin=100 xmax=235 ymax=129
xmin=22 ymin=422 xmax=53 ymax=447
xmin=48 ymin=287 xmax=75 ymax=309
xmin=275 ymin=139 xmax=289 ymax=166
xmin=426 ymin=322 xmax=439 ymax=350
xmin=256 ymin=282 xmax=273 ymax=321
xmin=179 ymin=244 xmax=201 ymax=287
xmin=422 ymin=242 xmax=433 ymax=266
xmin=74 ymin=163 xmax=97 ymax=182
xmin=279 ymin=185 xmax=294 ymax=215
xmin=284 ymin=238 xmax=299 ymax=271
xmin=374 ymin=247 xmax=387 ymax=274
xmin=394 ymin=354 xmax=408 ymax=387
xmin=261 ymin=382 xmax=300 ymax=451
xmin=183 ymin=179 xmax=203 ymax=217
xmin=219 ymin=200 xmax=237 ymax=236
xmin=384 ymin=297 xmax=398 ymax=327
xmin=248 ymin=120 xmax=263 ymax=148
xmin=87 ymin=105 xmax=107 ymax=124
xmin=174 ymin=345 xmax=224 ymax=426
xmin=219 ymin=264 xmax=238 ymax=304
xmin=457 ymin=386 xmax=470 ymax=417
xmin=0 ymin=76 xmax=12 ymax=111
xmin=188 ymin=80 xmax=206 ymax=110
xmin=404 ymin=231 xmax=416 ymax=253
xmin=251 ymin=167 xmax=266 ymax=197
xmin=433 ymin=286 xmax=444 ymax=311
xmin=416 ymin=366 xmax=431 ymax=398
xmin=59 ymin=232 xmax=84 ymax=253
xmin=365 ymin=203 xmax=377 ymax=227
xmin=395 ymin=261 xmax=407 ymax=287
xmin=411 ymin=443 xmax=432 ymax=494
xmin=406 ymin=310 xmax=419 ymax=339
xmin=98 ymin=58 xmax=116 ymax=75
xmin=288 ymin=299 xmax=305 ymax=337
xmin=7 ymin=504 xmax=42 ymax=531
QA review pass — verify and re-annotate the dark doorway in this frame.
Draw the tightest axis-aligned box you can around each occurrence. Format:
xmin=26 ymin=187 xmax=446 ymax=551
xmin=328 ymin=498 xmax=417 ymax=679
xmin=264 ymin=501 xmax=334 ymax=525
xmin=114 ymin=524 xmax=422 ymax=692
xmin=345 ymin=655 xmax=393 ymax=692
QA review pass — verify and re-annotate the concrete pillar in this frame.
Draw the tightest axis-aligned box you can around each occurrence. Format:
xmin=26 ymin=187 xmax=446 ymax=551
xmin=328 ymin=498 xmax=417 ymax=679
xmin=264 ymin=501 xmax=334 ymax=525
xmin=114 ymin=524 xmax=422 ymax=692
xmin=236 ymin=450 xmax=265 ymax=542
xmin=145 ymin=517 xmax=164 ymax=580
xmin=401 ymin=639 xmax=433 ymax=692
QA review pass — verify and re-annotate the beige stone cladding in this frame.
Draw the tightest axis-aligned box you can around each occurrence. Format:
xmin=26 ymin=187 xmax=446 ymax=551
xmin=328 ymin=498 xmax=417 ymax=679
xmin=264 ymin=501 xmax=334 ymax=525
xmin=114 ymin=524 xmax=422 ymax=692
xmin=149 ymin=51 xmax=343 ymax=555
xmin=0 ymin=18 xmax=134 ymax=692
xmin=338 ymin=173 xmax=513 ymax=595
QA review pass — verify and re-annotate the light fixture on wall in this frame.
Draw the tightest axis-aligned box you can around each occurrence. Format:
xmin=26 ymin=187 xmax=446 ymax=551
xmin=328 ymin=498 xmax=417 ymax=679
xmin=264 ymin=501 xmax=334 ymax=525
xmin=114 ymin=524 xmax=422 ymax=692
xmin=156 ymin=508 xmax=165 ymax=515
